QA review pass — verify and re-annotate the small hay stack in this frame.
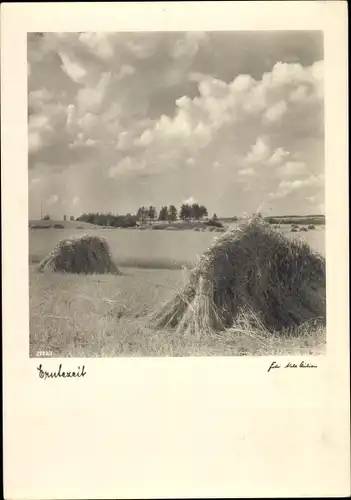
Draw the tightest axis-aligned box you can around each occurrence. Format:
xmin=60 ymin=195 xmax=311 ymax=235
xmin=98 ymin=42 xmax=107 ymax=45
xmin=38 ymin=234 xmax=119 ymax=275
xmin=152 ymin=217 xmax=325 ymax=335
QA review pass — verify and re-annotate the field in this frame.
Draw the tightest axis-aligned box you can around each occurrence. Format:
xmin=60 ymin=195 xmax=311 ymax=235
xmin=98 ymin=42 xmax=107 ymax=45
xmin=29 ymin=224 xmax=326 ymax=357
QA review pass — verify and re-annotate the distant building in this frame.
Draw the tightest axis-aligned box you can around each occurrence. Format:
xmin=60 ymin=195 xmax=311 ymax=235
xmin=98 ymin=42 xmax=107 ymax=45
xmin=70 ymin=215 xmax=75 ymax=221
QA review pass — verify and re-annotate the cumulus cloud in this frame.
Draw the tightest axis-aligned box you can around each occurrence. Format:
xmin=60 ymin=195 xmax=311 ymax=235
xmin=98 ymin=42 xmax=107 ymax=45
xmin=183 ymin=196 xmax=197 ymax=205
xmin=85 ymin=138 xmax=96 ymax=146
xmin=278 ymin=161 xmax=306 ymax=177
xmin=78 ymin=32 xmax=116 ymax=60
xmin=126 ymin=38 xmax=156 ymax=59
xmin=289 ymin=85 xmax=309 ymax=102
xmin=266 ymin=147 xmax=290 ymax=166
xmin=28 ymin=32 xmax=324 ymax=217
xmin=59 ymin=51 xmax=88 ymax=84
xmin=270 ymin=174 xmax=323 ymax=199
xmin=243 ymin=136 xmax=271 ymax=164
xmin=263 ymin=100 xmax=287 ymax=123
xmin=238 ymin=167 xmax=255 ymax=177
xmin=186 ymin=157 xmax=196 ymax=167
xmin=47 ymin=194 xmax=59 ymax=205
xmin=77 ymin=72 xmax=111 ymax=114
xmin=136 ymin=58 xmax=323 ymax=176
xmin=170 ymin=32 xmax=208 ymax=60
xmin=108 ymin=156 xmax=147 ymax=178
xmin=306 ymin=195 xmax=316 ymax=203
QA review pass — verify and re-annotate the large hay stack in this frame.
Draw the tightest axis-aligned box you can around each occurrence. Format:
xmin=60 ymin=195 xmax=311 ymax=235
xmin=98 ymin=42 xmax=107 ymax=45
xmin=38 ymin=234 xmax=119 ymax=275
xmin=152 ymin=218 xmax=325 ymax=335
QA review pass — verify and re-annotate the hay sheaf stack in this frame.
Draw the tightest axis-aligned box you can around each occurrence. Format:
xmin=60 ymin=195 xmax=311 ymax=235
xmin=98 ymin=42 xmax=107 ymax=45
xmin=38 ymin=234 xmax=119 ymax=275
xmin=152 ymin=218 xmax=325 ymax=335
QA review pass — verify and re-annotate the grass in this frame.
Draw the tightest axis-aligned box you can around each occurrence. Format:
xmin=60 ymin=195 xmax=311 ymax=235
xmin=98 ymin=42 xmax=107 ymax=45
xmin=29 ymin=219 xmax=114 ymax=229
xmin=29 ymin=262 xmax=326 ymax=357
xmin=265 ymin=215 xmax=325 ymax=225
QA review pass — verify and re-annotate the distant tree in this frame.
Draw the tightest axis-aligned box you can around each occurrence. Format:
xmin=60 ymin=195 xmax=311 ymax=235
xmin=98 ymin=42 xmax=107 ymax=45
xmin=168 ymin=205 xmax=177 ymax=222
xmin=91 ymin=214 xmax=100 ymax=225
xmin=191 ymin=203 xmax=202 ymax=220
xmin=180 ymin=204 xmax=192 ymax=220
xmin=70 ymin=215 xmax=75 ymax=221
xmin=137 ymin=206 xmax=148 ymax=223
xmin=158 ymin=206 xmax=169 ymax=221
xmin=147 ymin=205 xmax=157 ymax=223
xmin=123 ymin=214 xmax=137 ymax=227
xmin=199 ymin=205 xmax=208 ymax=218
xmin=42 ymin=214 xmax=51 ymax=220
xmin=63 ymin=215 xmax=67 ymax=221
xmin=179 ymin=204 xmax=185 ymax=220
xmin=76 ymin=211 xmax=136 ymax=228
xmin=212 ymin=213 xmax=218 ymax=220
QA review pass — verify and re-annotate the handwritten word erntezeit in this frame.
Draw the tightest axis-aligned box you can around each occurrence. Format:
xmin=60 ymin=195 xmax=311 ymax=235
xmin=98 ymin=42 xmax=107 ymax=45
xmin=267 ymin=361 xmax=318 ymax=372
xmin=37 ymin=364 xmax=87 ymax=380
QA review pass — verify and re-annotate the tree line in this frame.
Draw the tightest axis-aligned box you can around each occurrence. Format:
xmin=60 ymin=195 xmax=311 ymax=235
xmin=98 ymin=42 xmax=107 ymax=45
xmin=76 ymin=212 xmax=137 ymax=228
xmin=137 ymin=203 xmax=210 ymax=223
xmin=74 ymin=203 xmax=212 ymax=228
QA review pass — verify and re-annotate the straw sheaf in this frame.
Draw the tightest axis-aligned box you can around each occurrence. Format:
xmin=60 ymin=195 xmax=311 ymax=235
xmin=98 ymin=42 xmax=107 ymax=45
xmin=38 ymin=234 xmax=119 ymax=275
xmin=152 ymin=217 xmax=325 ymax=335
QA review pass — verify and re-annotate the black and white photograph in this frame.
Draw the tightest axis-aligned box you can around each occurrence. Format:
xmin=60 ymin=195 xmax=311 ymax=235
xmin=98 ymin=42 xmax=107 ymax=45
xmin=28 ymin=30 xmax=327 ymax=357
xmin=3 ymin=3 xmax=349 ymax=500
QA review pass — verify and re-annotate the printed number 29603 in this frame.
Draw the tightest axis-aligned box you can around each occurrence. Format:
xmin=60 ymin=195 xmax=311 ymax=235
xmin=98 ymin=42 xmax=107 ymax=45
xmin=36 ymin=350 xmax=53 ymax=357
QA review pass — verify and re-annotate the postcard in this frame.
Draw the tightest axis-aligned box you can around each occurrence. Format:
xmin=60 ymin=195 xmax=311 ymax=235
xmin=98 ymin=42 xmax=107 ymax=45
xmin=2 ymin=2 xmax=349 ymax=498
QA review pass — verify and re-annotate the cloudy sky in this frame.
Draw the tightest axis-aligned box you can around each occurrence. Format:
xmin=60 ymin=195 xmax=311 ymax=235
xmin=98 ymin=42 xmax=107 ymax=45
xmin=28 ymin=31 xmax=324 ymax=219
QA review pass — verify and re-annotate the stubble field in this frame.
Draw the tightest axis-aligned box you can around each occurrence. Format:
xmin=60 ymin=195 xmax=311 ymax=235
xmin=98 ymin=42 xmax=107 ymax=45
xmin=29 ymin=224 xmax=326 ymax=357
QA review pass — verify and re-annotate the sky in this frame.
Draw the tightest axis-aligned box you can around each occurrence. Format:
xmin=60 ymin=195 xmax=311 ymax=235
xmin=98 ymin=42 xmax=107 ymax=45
xmin=28 ymin=31 xmax=324 ymax=219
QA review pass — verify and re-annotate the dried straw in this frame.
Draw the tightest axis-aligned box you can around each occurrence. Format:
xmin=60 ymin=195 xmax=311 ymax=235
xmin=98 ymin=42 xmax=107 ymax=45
xmin=151 ymin=217 xmax=325 ymax=336
xmin=38 ymin=234 xmax=119 ymax=275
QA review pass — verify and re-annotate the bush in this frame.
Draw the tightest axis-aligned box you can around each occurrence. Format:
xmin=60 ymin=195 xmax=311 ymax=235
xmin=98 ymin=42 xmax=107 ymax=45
xmin=31 ymin=224 xmax=52 ymax=229
xmin=308 ymin=224 xmax=316 ymax=230
xmin=205 ymin=219 xmax=224 ymax=228
xmin=53 ymin=223 xmax=64 ymax=229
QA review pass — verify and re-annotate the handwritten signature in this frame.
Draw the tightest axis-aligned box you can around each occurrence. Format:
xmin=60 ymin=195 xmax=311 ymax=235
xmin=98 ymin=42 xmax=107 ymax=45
xmin=268 ymin=361 xmax=318 ymax=372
